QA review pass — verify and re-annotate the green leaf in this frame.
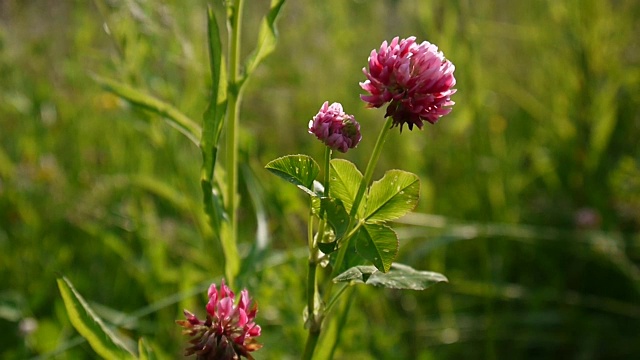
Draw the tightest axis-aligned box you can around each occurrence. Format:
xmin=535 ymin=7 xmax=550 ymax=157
xmin=318 ymin=239 xmax=339 ymax=254
xmin=316 ymin=197 xmax=350 ymax=254
xmin=364 ymin=169 xmax=419 ymax=222
xmin=310 ymin=195 xmax=321 ymax=217
xmin=329 ymin=159 xmax=363 ymax=216
xmin=355 ymin=223 xmax=398 ymax=272
xmin=138 ymin=337 xmax=156 ymax=360
xmin=200 ymin=8 xmax=234 ymax=280
xmin=333 ymin=263 xmax=448 ymax=290
xmin=202 ymin=5 xmax=228 ymax=172
xmin=330 ymin=233 xmax=367 ymax=276
xmin=265 ymin=155 xmax=320 ymax=195
xmin=241 ymin=164 xmax=270 ymax=250
xmin=93 ymin=76 xmax=201 ymax=145
xmin=201 ymin=6 xmax=229 ymax=237
xmin=57 ymin=277 xmax=134 ymax=359
xmin=322 ymin=197 xmax=350 ymax=241
xmin=242 ymin=0 xmax=286 ymax=83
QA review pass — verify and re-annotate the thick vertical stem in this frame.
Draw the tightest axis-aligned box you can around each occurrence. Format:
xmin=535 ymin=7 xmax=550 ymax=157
xmin=306 ymin=205 xmax=318 ymax=328
xmin=303 ymin=213 xmax=321 ymax=360
xmin=302 ymin=325 xmax=321 ymax=360
xmin=323 ymin=147 xmax=332 ymax=199
xmin=303 ymin=147 xmax=332 ymax=360
xmin=224 ymin=0 xmax=245 ymax=286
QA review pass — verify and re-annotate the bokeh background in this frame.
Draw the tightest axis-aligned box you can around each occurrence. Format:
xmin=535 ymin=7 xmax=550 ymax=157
xmin=1 ymin=0 xmax=639 ymax=359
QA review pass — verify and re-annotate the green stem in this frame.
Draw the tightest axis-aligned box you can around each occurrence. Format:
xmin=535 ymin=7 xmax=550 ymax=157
xmin=323 ymin=147 xmax=332 ymax=198
xmin=349 ymin=116 xmax=394 ymax=218
xmin=302 ymin=255 xmax=321 ymax=360
xmin=327 ymin=116 xmax=394 ymax=287
xmin=325 ymin=283 xmax=349 ymax=313
xmin=303 ymin=147 xmax=332 ymax=360
xmin=306 ymin=205 xmax=318 ymax=326
xmin=312 ymin=147 xmax=332 ymax=250
xmin=224 ymin=0 xmax=245 ymax=286
xmin=303 ymin=211 xmax=321 ymax=360
xmin=310 ymin=114 xmax=393 ymax=355
xmin=302 ymin=325 xmax=321 ymax=360
xmin=326 ymin=286 xmax=356 ymax=360
xmin=224 ymin=98 xmax=240 ymax=283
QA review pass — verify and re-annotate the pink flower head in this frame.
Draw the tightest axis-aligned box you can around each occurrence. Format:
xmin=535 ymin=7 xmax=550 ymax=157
xmin=360 ymin=36 xmax=456 ymax=131
xmin=308 ymin=101 xmax=362 ymax=153
xmin=177 ymin=280 xmax=262 ymax=360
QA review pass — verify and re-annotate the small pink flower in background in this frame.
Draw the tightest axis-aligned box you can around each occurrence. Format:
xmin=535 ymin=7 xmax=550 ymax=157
xmin=309 ymin=101 xmax=362 ymax=153
xmin=177 ymin=280 xmax=261 ymax=360
xmin=360 ymin=36 xmax=456 ymax=131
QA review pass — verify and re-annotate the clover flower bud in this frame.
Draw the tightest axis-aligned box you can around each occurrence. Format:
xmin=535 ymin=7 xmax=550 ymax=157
xmin=309 ymin=101 xmax=361 ymax=153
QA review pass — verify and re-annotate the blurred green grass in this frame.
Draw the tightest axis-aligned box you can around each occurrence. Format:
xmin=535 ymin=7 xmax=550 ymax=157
xmin=1 ymin=0 xmax=639 ymax=359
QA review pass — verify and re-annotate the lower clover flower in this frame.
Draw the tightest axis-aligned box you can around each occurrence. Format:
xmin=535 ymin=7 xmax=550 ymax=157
xmin=177 ymin=280 xmax=261 ymax=360
xmin=309 ymin=101 xmax=361 ymax=153
xmin=360 ymin=36 xmax=457 ymax=131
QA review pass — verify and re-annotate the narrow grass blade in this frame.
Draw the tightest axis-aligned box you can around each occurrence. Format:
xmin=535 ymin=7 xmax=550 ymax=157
xmin=138 ymin=338 xmax=156 ymax=360
xmin=242 ymin=0 xmax=286 ymax=83
xmin=201 ymin=5 xmax=228 ymax=181
xmin=201 ymin=6 xmax=229 ymax=232
xmin=93 ymin=76 xmax=201 ymax=145
xmin=241 ymin=163 xmax=270 ymax=250
xmin=57 ymin=277 xmax=135 ymax=359
xmin=201 ymin=6 xmax=237 ymax=281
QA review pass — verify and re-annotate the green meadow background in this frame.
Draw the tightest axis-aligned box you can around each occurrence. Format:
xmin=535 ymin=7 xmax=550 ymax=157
xmin=1 ymin=0 xmax=639 ymax=358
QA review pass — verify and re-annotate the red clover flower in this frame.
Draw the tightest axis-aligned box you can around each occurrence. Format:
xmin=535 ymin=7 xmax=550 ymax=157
xmin=308 ymin=101 xmax=361 ymax=153
xmin=360 ymin=36 xmax=456 ymax=131
xmin=177 ymin=280 xmax=261 ymax=360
